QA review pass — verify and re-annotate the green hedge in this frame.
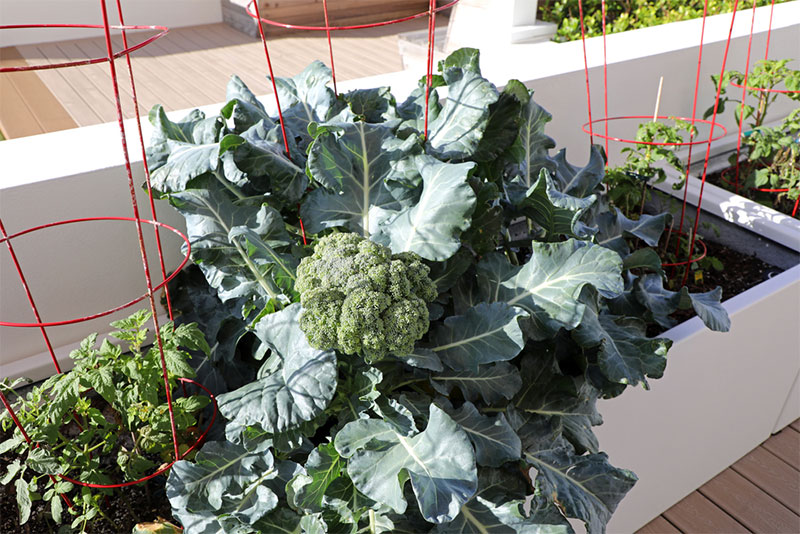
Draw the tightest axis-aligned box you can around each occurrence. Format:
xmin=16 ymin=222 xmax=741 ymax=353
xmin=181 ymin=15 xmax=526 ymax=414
xmin=538 ymin=0 xmax=790 ymax=43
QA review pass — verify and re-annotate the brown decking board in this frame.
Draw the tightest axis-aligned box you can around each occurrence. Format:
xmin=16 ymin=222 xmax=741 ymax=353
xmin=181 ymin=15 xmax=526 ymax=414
xmin=0 ymin=46 xmax=77 ymax=139
xmin=637 ymin=516 xmax=682 ymax=534
xmin=9 ymin=18 xmax=445 ymax=132
xmin=662 ymin=491 xmax=750 ymax=534
xmin=762 ymin=426 xmax=800 ymax=470
xmin=637 ymin=421 xmax=800 ymax=534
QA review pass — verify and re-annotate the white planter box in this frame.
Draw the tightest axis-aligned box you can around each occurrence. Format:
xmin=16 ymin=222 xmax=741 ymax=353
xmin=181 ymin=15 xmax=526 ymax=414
xmin=598 ymin=263 xmax=800 ymax=533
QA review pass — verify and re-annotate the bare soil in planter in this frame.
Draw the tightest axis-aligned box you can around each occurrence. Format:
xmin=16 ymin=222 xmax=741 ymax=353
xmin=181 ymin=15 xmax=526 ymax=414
xmin=706 ymin=166 xmax=799 ymax=219
xmin=654 ymin=237 xmax=783 ymax=331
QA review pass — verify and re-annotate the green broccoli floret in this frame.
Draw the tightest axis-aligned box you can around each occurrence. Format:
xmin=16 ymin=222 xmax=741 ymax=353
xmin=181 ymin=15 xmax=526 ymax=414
xmin=295 ymin=233 xmax=437 ymax=360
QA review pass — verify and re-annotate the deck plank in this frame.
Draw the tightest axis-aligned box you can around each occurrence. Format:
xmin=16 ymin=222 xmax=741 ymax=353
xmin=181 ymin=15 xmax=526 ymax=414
xmin=763 ymin=426 xmax=800 ymax=470
xmin=699 ymin=468 xmax=800 ymax=534
xmin=662 ymin=491 xmax=749 ymax=533
xmin=790 ymin=419 xmax=800 ymax=433
xmin=732 ymin=444 xmax=800 ymax=512
xmin=0 ymin=47 xmax=77 ymax=138
xmin=12 ymin=20 xmax=444 ymax=128
xmin=636 ymin=515 xmax=682 ymax=534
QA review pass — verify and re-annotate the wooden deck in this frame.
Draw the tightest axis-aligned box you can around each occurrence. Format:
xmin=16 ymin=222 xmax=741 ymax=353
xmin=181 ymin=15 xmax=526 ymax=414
xmin=0 ymin=17 xmax=445 ymax=138
xmin=638 ymin=421 xmax=800 ymax=534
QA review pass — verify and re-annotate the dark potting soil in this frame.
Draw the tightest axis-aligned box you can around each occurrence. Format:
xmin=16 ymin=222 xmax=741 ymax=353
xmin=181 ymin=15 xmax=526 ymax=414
xmin=706 ymin=166 xmax=799 ymax=219
xmin=654 ymin=237 xmax=783 ymax=330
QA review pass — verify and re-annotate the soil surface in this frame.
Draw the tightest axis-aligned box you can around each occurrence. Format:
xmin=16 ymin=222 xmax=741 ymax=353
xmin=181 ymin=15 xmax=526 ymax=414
xmin=654 ymin=237 xmax=783 ymax=330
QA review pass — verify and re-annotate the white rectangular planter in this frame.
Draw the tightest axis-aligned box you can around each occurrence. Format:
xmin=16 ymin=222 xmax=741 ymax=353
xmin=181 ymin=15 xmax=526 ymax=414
xmin=597 ymin=263 xmax=800 ymax=533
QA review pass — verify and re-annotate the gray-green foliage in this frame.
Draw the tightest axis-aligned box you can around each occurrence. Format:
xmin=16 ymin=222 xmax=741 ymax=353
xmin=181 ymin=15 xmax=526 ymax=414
xmin=145 ymin=49 xmax=730 ymax=534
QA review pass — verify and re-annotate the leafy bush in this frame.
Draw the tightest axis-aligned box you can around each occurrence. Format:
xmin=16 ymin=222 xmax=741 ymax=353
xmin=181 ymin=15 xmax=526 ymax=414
xmin=143 ymin=48 xmax=729 ymax=533
xmin=0 ymin=311 xmax=210 ymax=532
xmin=705 ymin=59 xmax=800 ymax=214
xmin=539 ymin=0 xmax=788 ymax=43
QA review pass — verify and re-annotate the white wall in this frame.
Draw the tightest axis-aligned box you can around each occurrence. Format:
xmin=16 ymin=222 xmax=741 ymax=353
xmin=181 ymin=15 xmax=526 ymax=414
xmin=0 ymin=0 xmax=223 ymax=47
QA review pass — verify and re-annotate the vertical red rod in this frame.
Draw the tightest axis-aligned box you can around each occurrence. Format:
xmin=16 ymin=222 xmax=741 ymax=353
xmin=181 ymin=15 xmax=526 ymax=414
xmin=674 ymin=0 xmax=711 ymax=259
xmin=113 ymin=0 xmax=174 ymax=321
xmin=793 ymin=196 xmax=800 ymax=217
xmin=322 ymin=0 xmax=337 ymax=96
xmin=423 ymin=0 xmax=436 ymax=140
xmin=683 ymin=0 xmax=740 ymax=285
xmin=252 ymin=0 xmax=291 ymax=158
xmin=733 ymin=0 xmax=758 ymax=195
xmin=764 ymin=0 xmax=776 ymax=60
xmin=578 ymin=0 xmax=594 ymax=146
xmin=0 ymin=390 xmax=73 ymax=508
xmin=98 ymin=0 xmax=180 ymax=461
xmin=0 ymin=219 xmax=61 ymax=373
xmin=601 ymin=0 xmax=609 ymax=158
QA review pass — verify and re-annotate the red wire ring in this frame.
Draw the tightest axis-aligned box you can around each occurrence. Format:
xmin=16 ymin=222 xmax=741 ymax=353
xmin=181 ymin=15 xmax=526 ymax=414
xmin=57 ymin=377 xmax=218 ymax=489
xmin=245 ymin=0 xmax=459 ymax=31
xmin=0 ymin=217 xmax=190 ymax=328
xmin=661 ymin=230 xmax=708 ymax=268
xmin=581 ymin=115 xmax=728 ymax=147
xmin=729 ymin=80 xmax=800 ymax=95
xmin=0 ymin=24 xmax=168 ymax=73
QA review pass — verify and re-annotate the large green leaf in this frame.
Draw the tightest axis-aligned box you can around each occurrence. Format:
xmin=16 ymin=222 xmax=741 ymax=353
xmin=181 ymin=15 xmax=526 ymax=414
xmin=595 ymin=208 xmax=669 ymax=257
xmin=634 ymin=274 xmax=730 ymax=332
xmin=431 ymin=362 xmax=523 ymax=405
xmin=170 ymin=177 xmax=294 ymax=308
xmin=222 ymin=74 xmax=270 ymax=133
xmin=228 ymin=120 xmax=308 ymax=202
xmin=521 ymin=169 xmax=597 ymax=240
xmin=443 ymin=401 xmax=521 ymax=467
xmin=216 ymin=304 xmax=337 ymax=435
xmin=503 ymin=93 xmax=556 ymax=203
xmin=381 ymin=156 xmax=477 ymax=261
xmin=147 ymin=105 xmax=225 ymax=193
xmin=334 ymin=404 xmax=478 ymax=524
xmin=270 ymin=60 xmax=341 ymax=147
xmin=427 ymin=53 xmax=500 ymax=161
xmin=514 ymin=354 xmax=602 ymax=454
xmin=552 ymin=146 xmax=606 ymax=199
xmin=166 ymin=440 xmax=301 ymax=534
xmin=524 ymin=437 xmax=637 ymax=534
xmin=478 ymin=241 xmax=623 ymax=329
xmin=573 ymin=295 xmax=671 ymax=388
xmin=287 ymin=443 xmax=344 ymax=513
xmin=302 ymin=122 xmax=416 ymax=236
xmin=426 ymin=302 xmax=527 ymax=371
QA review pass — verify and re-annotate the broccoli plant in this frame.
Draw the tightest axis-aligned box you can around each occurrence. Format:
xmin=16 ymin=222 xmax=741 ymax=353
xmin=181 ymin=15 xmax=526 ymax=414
xmin=138 ymin=49 xmax=730 ymax=534
xmin=296 ymin=233 xmax=437 ymax=360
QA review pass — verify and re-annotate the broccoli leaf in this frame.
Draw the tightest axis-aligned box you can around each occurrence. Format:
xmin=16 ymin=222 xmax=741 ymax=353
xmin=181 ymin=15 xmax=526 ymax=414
xmin=478 ymin=241 xmax=623 ymax=329
xmin=431 ymin=362 xmax=523 ymax=405
xmin=524 ymin=437 xmax=637 ymax=534
xmin=520 ymin=168 xmax=597 ymax=240
xmin=302 ymin=122 xmax=416 ymax=236
xmin=381 ymin=155 xmax=477 ymax=261
xmin=440 ymin=401 xmax=521 ymax=467
xmin=217 ymin=305 xmax=337 ymax=435
xmin=335 ymin=404 xmax=477 ymax=524
xmin=427 ymin=302 xmax=527 ymax=371
xmin=427 ymin=51 xmax=500 ymax=161
xmin=147 ymin=105 xmax=225 ymax=193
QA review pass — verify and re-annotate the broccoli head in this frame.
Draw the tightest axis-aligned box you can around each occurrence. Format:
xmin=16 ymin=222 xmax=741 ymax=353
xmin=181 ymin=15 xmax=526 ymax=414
xmin=295 ymin=233 xmax=438 ymax=360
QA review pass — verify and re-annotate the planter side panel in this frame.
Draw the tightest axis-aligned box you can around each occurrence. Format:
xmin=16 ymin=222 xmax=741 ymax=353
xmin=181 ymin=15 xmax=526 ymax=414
xmin=596 ymin=265 xmax=800 ymax=533
xmin=774 ymin=371 xmax=800 ymax=433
